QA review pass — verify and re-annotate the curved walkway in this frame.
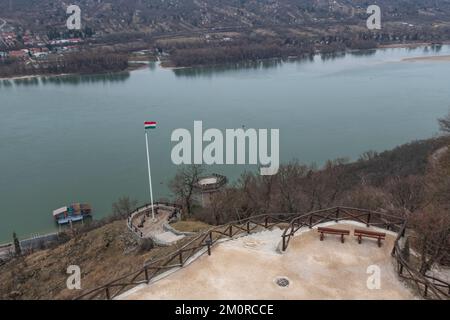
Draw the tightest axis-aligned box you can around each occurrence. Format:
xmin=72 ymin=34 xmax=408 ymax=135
xmin=127 ymin=203 xmax=185 ymax=245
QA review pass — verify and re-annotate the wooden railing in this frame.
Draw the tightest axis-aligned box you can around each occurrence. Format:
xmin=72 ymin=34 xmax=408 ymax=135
xmin=195 ymin=174 xmax=228 ymax=193
xmin=280 ymin=206 xmax=405 ymax=252
xmin=392 ymin=222 xmax=450 ymax=300
xmin=280 ymin=206 xmax=449 ymax=300
xmin=127 ymin=202 xmax=182 ymax=238
xmin=75 ymin=212 xmax=297 ymax=300
xmin=75 ymin=206 xmax=449 ymax=300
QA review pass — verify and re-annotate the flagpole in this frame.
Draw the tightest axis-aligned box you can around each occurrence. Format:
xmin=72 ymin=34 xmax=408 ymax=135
xmin=145 ymin=130 xmax=155 ymax=220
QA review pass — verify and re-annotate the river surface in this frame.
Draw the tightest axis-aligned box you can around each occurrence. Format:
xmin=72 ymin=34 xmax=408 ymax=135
xmin=1 ymin=45 xmax=450 ymax=242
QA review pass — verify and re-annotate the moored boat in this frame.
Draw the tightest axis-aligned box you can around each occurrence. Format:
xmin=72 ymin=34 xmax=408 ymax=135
xmin=53 ymin=203 xmax=92 ymax=225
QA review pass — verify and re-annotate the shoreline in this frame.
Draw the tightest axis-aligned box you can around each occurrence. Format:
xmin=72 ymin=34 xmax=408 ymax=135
xmin=378 ymin=42 xmax=434 ymax=49
xmin=2 ymin=41 xmax=449 ymax=80
xmin=403 ymin=55 xmax=450 ymax=62
xmin=0 ymin=61 xmax=148 ymax=81
xmin=0 ymin=73 xmax=71 ymax=81
xmin=159 ymin=41 xmax=450 ymax=70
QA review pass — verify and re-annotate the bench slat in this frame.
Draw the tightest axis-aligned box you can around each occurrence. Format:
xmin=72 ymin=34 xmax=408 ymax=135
xmin=318 ymin=227 xmax=350 ymax=235
xmin=354 ymin=228 xmax=385 ymax=247
xmin=354 ymin=229 xmax=386 ymax=237
xmin=318 ymin=227 xmax=350 ymax=243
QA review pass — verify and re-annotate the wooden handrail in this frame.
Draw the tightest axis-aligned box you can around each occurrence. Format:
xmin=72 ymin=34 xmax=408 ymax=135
xmin=75 ymin=212 xmax=295 ymax=299
xmin=75 ymin=206 xmax=449 ymax=300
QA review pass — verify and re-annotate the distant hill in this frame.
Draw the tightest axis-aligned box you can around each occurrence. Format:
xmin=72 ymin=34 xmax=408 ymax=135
xmin=1 ymin=0 xmax=450 ymax=35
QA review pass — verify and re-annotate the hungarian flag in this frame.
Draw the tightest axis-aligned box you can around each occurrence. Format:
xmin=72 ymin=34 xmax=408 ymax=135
xmin=145 ymin=121 xmax=157 ymax=130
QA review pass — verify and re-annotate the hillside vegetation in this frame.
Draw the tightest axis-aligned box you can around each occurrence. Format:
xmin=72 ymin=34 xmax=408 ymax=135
xmin=0 ymin=219 xmax=204 ymax=299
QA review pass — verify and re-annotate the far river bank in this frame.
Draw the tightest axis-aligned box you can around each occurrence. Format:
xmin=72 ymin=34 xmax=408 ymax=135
xmin=1 ymin=41 xmax=449 ymax=81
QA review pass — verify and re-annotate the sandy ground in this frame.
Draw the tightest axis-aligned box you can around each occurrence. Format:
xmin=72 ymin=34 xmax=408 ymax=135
xmin=118 ymin=222 xmax=417 ymax=300
xmin=403 ymin=55 xmax=450 ymax=62
xmin=379 ymin=42 xmax=434 ymax=49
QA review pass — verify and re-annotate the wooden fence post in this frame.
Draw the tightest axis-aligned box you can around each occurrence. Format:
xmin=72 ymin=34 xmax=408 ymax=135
xmin=105 ymin=287 xmax=111 ymax=300
xmin=309 ymin=215 xmax=313 ymax=229
xmin=282 ymin=235 xmax=286 ymax=252
xmin=366 ymin=213 xmax=371 ymax=227
xmin=247 ymin=221 xmax=250 ymax=234
xmin=265 ymin=216 xmax=268 ymax=228
xmin=179 ymin=251 xmax=183 ymax=266
xmin=144 ymin=267 xmax=149 ymax=282
xmin=207 ymin=241 xmax=211 ymax=256
xmin=206 ymin=231 xmax=213 ymax=256
xmin=401 ymin=226 xmax=406 ymax=238
xmin=335 ymin=207 xmax=339 ymax=222
xmin=424 ymin=285 xmax=428 ymax=298
xmin=229 ymin=225 xmax=233 ymax=237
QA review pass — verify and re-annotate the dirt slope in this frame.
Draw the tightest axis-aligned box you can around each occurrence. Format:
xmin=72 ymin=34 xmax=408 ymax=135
xmin=0 ymin=220 xmax=203 ymax=300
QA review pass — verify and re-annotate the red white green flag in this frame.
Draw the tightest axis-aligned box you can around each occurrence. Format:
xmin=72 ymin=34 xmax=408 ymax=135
xmin=145 ymin=121 xmax=157 ymax=130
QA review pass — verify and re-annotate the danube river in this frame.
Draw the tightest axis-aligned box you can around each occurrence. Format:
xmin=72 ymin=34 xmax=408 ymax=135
xmin=1 ymin=45 xmax=450 ymax=241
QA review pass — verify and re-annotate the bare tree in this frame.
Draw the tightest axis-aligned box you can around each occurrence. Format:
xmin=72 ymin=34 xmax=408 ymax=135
xmin=344 ymin=185 xmax=388 ymax=211
xmin=438 ymin=110 xmax=450 ymax=134
xmin=236 ymin=172 xmax=264 ymax=217
xmin=386 ymin=175 xmax=427 ymax=213
xmin=302 ymin=159 xmax=349 ymax=211
xmin=196 ymin=190 xmax=232 ymax=225
xmin=359 ymin=150 xmax=378 ymax=162
xmin=169 ymin=165 xmax=204 ymax=216
xmin=426 ymin=147 xmax=450 ymax=208
xmin=410 ymin=208 xmax=450 ymax=275
xmin=112 ymin=196 xmax=138 ymax=218
xmin=12 ymin=232 xmax=21 ymax=256
xmin=277 ymin=161 xmax=308 ymax=212
xmin=410 ymin=146 xmax=450 ymax=274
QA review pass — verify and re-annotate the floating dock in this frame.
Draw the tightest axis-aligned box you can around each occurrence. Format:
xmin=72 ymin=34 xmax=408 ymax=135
xmin=53 ymin=203 xmax=92 ymax=225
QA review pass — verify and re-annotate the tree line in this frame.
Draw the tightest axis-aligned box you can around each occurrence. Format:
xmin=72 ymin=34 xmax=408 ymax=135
xmin=0 ymin=51 xmax=129 ymax=78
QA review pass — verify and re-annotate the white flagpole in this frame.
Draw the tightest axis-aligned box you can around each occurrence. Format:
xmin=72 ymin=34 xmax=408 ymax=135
xmin=145 ymin=130 xmax=155 ymax=220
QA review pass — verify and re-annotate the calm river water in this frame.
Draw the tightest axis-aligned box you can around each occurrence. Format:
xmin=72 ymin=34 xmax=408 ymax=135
xmin=1 ymin=45 xmax=450 ymax=241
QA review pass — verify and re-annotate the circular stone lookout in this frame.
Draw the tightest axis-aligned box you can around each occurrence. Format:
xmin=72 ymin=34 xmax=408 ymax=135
xmin=195 ymin=174 xmax=227 ymax=207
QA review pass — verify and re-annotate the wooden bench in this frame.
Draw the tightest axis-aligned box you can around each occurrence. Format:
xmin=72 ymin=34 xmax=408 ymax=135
xmin=318 ymin=227 xmax=350 ymax=243
xmin=354 ymin=229 xmax=386 ymax=247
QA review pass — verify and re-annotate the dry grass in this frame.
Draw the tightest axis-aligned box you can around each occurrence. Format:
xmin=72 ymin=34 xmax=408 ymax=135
xmin=403 ymin=55 xmax=450 ymax=62
xmin=0 ymin=219 xmax=198 ymax=300
xmin=171 ymin=220 xmax=211 ymax=233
